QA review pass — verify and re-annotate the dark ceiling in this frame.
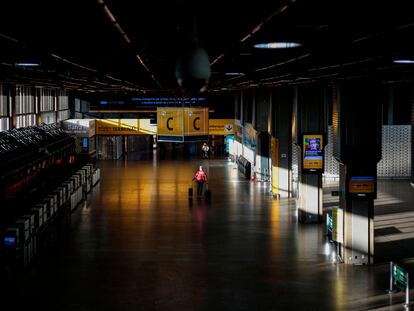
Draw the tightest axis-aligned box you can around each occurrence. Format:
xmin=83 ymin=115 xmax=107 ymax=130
xmin=1 ymin=0 xmax=414 ymax=95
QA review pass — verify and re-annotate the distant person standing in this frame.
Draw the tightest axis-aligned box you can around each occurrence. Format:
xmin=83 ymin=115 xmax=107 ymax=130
xmin=201 ymin=142 xmax=210 ymax=159
xmin=193 ymin=165 xmax=208 ymax=197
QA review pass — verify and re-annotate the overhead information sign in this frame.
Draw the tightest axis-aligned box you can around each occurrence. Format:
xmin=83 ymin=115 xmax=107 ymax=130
xmin=184 ymin=108 xmax=209 ymax=136
xmin=209 ymin=119 xmax=235 ymax=135
xmin=92 ymin=96 xmax=207 ymax=111
xmin=157 ymin=108 xmax=209 ymax=141
xmin=95 ymin=119 xmax=156 ymax=135
xmin=157 ymin=108 xmax=184 ymax=136
xmin=62 ymin=119 xmax=95 ymax=137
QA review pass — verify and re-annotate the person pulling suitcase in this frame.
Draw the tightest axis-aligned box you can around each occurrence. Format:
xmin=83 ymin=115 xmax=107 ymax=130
xmin=192 ymin=165 xmax=208 ymax=198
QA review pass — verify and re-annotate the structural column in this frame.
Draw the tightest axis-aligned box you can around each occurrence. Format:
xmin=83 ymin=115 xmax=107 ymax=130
xmin=333 ymin=80 xmax=382 ymax=264
xmin=271 ymin=87 xmax=292 ymax=198
xmin=254 ymin=91 xmax=271 ymax=181
xmin=294 ymin=84 xmax=327 ymax=223
xmin=412 ymin=86 xmax=414 ymax=186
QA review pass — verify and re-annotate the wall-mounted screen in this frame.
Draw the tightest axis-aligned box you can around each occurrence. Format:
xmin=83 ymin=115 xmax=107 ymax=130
xmin=348 ymin=176 xmax=375 ymax=194
xmin=303 ymin=134 xmax=324 ymax=171
xmin=4 ymin=236 xmax=16 ymax=247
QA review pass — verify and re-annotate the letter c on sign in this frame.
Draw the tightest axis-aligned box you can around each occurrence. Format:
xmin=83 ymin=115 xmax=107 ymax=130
xmin=167 ymin=117 xmax=173 ymax=130
xmin=193 ymin=117 xmax=200 ymax=130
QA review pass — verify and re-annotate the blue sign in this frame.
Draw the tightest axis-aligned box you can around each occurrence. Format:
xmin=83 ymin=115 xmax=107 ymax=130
xmin=226 ymin=135 xmax=234 ymax=153
xmin=4 ymin=236 xmax=16 ymax=247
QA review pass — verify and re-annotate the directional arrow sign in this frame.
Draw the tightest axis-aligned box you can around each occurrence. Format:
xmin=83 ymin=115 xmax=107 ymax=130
xmin=225 ymin=124 xmax=233 ymax=132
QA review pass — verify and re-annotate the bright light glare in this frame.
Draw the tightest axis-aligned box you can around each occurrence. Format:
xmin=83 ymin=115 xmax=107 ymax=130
xmin=393 ymin=59 xmax=414 ymax=64
xmin=254 ymin=42 xmax=301 ymax=49
xmin=224 ymin=72 xmax=245 ymax=76
xmin=15 ymin=62 xmax=40 ymax=67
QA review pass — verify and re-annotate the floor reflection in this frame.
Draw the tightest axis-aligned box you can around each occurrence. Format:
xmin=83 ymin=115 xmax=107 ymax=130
xmin=2 ymin=159 xmax=413 ymax=310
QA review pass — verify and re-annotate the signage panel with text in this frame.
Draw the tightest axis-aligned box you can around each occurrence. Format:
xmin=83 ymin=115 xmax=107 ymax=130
xmin=209 ymin=119 xmax=235 ymax=135
xmin=184 ymin=108 xmax=209 ymax=136
xmin=303 ymin=134 xmax=324 ymax=171
xmin=157 ymin=108 xmax=184 ymax=136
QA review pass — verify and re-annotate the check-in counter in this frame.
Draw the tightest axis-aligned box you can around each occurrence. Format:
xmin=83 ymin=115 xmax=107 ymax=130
xmin=31 ymin=205 xmax=44 ymax=229
xmin=15 ymin=217 xmax=31 ymax=267
xmin=92 ymin=168 xmax=101 ymax=186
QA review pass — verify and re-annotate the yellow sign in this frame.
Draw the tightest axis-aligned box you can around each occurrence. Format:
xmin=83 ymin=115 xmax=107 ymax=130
xmin=332 ymin=207 xmax=343 ymax=243
xmin=209 ymin=119 xmax=235 ymax=135
xmin=95 ymin=119 xmax=156 ymax=135
xmin=157 ymin=108 xmax=184 ymax=136
xmin=271 ymin=137 xmax=279 ymax=196
xmin=348 ymin=176 xmax=375 ymax=193
xmin=303 ymin=134 xmax=323 ymax=170
xmin=184 ymin=108 xmax=209 ymax=136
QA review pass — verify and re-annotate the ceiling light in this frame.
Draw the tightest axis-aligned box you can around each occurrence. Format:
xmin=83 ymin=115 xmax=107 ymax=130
xmin=393 ymin=59 xmax=414 ymax=64
xmin=254 ymin=42 xmax=301 ymax=49
xmin=224 ymin=72 xmax=245 ymax=76
xmin=15 ymin=62 xmax=41 ymax=67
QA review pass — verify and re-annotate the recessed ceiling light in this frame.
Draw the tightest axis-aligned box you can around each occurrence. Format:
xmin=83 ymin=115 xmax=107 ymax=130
xmin=254 ymin=42 xmax=301 ymax=49
xmin=393 ymin=59 xmax=414 ymax=64
xmin=224 ymin=72 xmax=245 ymax=76
xmin=15 ymin=62 xmax=41 ymax=67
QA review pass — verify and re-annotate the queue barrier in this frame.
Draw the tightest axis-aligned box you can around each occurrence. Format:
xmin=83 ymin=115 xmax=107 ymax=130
xmin=237 ymin=156 xmax=251 ymax=179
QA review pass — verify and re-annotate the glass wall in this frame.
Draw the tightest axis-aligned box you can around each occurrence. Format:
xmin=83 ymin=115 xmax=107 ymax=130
xmin=0 ymin=84 xmax=70 ymax=131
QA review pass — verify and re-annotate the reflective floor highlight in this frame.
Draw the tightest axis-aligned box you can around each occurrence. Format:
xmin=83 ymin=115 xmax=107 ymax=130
xmin=2 ymin=158 xmax=414 ymax=310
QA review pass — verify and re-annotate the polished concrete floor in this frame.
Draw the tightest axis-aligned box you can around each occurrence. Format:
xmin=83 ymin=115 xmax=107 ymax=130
xmin=2 ymin=157 xmax=414 ymax=310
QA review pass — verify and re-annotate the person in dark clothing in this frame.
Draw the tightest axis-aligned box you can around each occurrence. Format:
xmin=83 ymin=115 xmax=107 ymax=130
xmin=193 ymin=166 xmax=208 ymax=197
xmin=201 ymin=143 xmax=209 ymax=159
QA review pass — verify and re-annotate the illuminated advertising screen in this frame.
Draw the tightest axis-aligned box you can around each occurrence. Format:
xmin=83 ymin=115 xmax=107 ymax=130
xmin=303 ymin=134 xmax=323 ymax=170
xmin=348 ymin=176 xmax=375 ymax=194
xmin=4 ymin=236 xmax=16 ymax=247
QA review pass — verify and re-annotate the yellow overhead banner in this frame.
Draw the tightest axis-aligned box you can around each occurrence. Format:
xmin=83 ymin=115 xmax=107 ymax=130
xmin=184 ymin=107 xmax=209 ymax=136
xmin=209 ymin=119 xmax=235 ymax=135
xmin=157 ymin=107 xmax=209 ymax=137
xmin=157 ymin=108 xmax=184 ymax=136
xmin=95 ymin=119 xmax=156 ymax=135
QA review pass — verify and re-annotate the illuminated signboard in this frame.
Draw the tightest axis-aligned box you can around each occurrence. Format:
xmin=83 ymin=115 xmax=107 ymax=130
xmin=4 ymin=236 xmax=16 ymax=247
xmin=184 ymin=108 xmax=209 ymax=136
xmin=208 ymin=119 xmax=235 ymax=135
xmin=93 ymin=97 xmax=206 ymax=111
xmin=303 ymin=134 xmax=324 ymax=171
xmin=348 ymin=176 xmax=375 ymax=195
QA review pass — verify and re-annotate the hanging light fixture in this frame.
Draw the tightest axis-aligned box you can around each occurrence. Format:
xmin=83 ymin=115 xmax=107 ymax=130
xmin=175 ymin=14 xmax=211 ymax=94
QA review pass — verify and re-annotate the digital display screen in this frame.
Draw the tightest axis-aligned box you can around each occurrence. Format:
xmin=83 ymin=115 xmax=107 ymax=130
xmin=349 ymin=176 xmax=375 ymax=194
xmin=93 ymin=97 xmax=206 ymax=110
xmin=4 ymin=236 xmax=16 ymax=247
xmin=82 ymin=137 xmax=89 ymax=148
xmin=303 ymin=134 xmax=323 ymax=170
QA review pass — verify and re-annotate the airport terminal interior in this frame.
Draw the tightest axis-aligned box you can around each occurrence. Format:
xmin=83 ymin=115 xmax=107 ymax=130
xmin=1 ymin=1 xmax=414 ymax=310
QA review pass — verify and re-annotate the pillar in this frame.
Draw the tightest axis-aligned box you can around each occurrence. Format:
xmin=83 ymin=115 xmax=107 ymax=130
xmin=255 ymin=90 xmax=271 ymax=181
xmin=294 ymin=84 xmax=327 ymax=223
xmin=271 ymin=87 xmax=292 ymax=198
xmin=333 ymin=80 xmax=382 ymax=264
xmin=412 ymin=86 xmax=414 ymax=185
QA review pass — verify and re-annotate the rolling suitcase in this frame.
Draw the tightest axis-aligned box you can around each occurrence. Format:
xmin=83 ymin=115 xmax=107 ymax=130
xmin=188 ymin=187 xmax=193 ymax=198
xmin=204 ymin=183 xmax=211 ymax=200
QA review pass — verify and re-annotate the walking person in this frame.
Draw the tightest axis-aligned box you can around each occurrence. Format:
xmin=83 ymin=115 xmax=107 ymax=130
xmin=201 ymin=142 xmax=209 ymax=159
xmin=193 ymin=165 xmax=208 ymax=197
